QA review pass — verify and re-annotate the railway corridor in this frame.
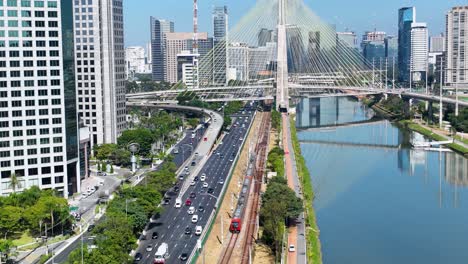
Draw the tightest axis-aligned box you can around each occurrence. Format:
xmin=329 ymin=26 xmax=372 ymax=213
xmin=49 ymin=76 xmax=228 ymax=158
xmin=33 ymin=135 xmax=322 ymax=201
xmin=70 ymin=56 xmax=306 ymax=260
xmin=218 ymin=112 xmax=271 ymax=264
xmin=282 ymin=113 xmax=307 ymax=264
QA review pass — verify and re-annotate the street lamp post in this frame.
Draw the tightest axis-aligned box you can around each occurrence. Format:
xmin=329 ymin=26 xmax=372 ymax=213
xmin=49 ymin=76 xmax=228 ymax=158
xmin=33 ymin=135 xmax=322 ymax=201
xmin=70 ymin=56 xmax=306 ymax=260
xmin=128 ymin=143 xmax=140 ymax=173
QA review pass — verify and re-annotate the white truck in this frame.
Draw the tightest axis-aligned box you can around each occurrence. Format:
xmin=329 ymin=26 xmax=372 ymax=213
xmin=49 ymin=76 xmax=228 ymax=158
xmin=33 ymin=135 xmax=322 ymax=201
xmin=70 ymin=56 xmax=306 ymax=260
xmin=153 ymin=243 xmax=169 ymax=264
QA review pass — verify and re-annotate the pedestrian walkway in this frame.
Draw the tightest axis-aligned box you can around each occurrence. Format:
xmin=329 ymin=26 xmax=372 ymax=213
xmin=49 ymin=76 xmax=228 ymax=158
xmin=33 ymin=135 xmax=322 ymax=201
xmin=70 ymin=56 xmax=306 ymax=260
xmin=415 ymin=121 xmax=468 ymax=149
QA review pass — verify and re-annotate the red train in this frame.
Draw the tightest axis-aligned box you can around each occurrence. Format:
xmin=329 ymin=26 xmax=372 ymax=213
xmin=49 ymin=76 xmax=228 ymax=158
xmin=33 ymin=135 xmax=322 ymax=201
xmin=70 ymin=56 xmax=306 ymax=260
xmin=229 ymin=155 xmax=256 ymax=233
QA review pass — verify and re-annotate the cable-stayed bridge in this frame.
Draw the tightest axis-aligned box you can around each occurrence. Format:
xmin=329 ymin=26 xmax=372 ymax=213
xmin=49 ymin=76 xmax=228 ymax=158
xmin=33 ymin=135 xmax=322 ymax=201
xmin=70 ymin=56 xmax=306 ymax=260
xmin=127 ymin=0 xmax=468 ymax=111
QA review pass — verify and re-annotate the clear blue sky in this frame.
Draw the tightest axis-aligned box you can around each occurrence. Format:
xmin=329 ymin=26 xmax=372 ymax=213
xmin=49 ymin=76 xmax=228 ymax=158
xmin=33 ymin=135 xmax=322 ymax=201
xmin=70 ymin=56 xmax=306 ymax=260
xmin=124 ymin=0 xmax=463 ymax=47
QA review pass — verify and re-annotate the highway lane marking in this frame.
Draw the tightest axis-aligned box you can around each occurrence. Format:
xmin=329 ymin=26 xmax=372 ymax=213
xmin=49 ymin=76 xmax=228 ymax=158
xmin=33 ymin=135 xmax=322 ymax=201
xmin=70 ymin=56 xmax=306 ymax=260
xmin=167 ymin=225 xmax=171 ymax=229
xmin=184 ymin=244 xmax=187 ymax=248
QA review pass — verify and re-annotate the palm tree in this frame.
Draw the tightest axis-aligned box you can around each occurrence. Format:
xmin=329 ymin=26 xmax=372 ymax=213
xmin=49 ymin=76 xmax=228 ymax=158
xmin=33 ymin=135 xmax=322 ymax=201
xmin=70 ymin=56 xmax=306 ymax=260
xmin=9 ymin=173 xmax=21 ymax=193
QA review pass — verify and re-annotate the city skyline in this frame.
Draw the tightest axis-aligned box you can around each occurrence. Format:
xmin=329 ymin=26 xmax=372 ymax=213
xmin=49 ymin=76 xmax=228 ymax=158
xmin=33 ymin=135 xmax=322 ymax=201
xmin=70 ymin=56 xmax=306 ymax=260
xmin=124 ymin=0 xmax=455 ymax=47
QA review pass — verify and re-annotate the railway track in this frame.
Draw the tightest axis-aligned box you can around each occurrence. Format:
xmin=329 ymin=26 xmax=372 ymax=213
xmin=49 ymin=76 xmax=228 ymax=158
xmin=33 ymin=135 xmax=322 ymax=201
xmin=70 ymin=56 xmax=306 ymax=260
xmin=241 ymin=112 xmax=271 ymax=264
xmin=218 ymin=112 xmax=271 ymax=264
xmin=219 ymin=233 xmax=239 ymax=264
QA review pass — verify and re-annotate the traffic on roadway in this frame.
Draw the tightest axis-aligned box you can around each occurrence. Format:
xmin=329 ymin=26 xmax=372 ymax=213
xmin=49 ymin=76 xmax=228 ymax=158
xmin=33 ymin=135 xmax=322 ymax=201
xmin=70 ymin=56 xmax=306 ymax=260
xmin=51 ymin=126 xmax=208 ymax=264
xmin=135 ymin=107 xmax=256 ymax=263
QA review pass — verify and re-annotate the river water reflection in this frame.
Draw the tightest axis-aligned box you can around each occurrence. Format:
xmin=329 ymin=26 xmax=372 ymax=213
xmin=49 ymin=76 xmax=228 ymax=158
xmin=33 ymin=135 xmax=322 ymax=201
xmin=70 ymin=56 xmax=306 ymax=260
xmin=297 ymin=97 xmax=468 ymax=264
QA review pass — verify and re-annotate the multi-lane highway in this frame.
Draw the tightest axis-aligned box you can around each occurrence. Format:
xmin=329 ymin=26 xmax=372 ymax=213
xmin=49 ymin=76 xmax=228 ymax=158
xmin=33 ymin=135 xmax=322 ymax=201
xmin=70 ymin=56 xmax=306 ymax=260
xmin=51 ymin=126 xmax=208 ymax=264
xmin=136 ymin=110 xmax=255 ymax=263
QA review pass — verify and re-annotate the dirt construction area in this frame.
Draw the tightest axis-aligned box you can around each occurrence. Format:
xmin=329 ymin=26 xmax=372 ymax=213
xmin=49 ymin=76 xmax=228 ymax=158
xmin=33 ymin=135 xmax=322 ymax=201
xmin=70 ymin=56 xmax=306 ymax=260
xmin=197 ymin=112 xmax=266 ymax=264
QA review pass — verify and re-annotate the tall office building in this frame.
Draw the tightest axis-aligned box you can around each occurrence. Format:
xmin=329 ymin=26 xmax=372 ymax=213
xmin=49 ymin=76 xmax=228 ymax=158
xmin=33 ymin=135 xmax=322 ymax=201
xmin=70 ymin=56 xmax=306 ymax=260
xmin=430 ymin=34 xmax=445 ymax=52
xmin=362 ymin=41 xmax=386 ymax=62
xmin=73 ymin=0 xmax=126 ymax=148
xmin=125 ymin=46 xmax=148 ymax=79
xmin=446 ymin=6 xmax=468 ymax=85
xmin=336 ymin=32 xmax=357 ymax=48
xmin=258 ymin=28 xmax=274 ymax=47
xmin=410 ymin=23 xmax=428 ymax=83
xmin=385 ymin=36 xmax=398 ymax=59
xmin=165 ymin=32 xmax=212 ymax=84
xmin=398 ymin=7 xmax=416 ymax=83
xmin=0 ymin=0 xmax=79 ymax=197
xmin=212 ymin=6 xmax=228 ymax=85
xmin=362 ymin=31 xmax=387 ymax=42
xmin=150 ymin=18 xmax=174 ymax=81
xmin=227 ymin=43 xmax=249 ymax=81
xmin=177 ymin=51 xmax=199 ymax=89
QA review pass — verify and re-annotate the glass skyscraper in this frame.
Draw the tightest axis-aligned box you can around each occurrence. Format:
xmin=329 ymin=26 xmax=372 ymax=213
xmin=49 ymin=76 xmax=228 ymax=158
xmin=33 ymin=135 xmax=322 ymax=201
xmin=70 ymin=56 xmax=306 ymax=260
xmin=150 ymin=18 xmax=174 ymax=82
xmin=212 ymin=6 xmax=228 ymax=85
xmin=398 ymin=7 xmax=416 ymax=83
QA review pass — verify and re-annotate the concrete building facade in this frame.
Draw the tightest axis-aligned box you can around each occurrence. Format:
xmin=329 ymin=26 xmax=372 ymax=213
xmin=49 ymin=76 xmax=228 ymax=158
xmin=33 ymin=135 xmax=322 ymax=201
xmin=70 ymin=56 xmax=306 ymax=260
xmin=73 ymin=0 xmax=127 ymax=148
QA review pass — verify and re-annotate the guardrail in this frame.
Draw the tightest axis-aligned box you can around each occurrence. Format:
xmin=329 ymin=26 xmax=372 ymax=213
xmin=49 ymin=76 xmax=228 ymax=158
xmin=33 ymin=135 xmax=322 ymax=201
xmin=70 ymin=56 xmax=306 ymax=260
xmin=188 ymin=112 xmax=257 ymax=264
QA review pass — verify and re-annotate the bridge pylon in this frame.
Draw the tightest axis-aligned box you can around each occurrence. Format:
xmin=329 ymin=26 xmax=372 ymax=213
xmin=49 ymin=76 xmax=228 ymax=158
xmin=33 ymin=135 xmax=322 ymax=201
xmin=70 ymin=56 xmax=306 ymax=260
xmin=276 ymin=0 xmax=289 ymax=112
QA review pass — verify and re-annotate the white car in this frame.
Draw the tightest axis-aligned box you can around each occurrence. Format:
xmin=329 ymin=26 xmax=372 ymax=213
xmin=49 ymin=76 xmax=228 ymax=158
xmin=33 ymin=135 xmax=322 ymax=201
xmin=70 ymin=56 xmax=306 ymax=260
xmin=187 ymin=206 xmax=195 ymax=215
xmin=218 ymin=180 xmax=225 ymax=185
xmin=202 ymin=182 xmax=209 ymax=188
xmin=195 ymin=226 xmax=202 ymax=236
xmin=200 ymin=174 xmax=206 ymax=181
xmin=288 ymin=244 xmax=296 ymax=252
xmin=190 ymin=181 xmax=196 ymax=186
xmin=191 ymin=215 xmax=198 ymax=223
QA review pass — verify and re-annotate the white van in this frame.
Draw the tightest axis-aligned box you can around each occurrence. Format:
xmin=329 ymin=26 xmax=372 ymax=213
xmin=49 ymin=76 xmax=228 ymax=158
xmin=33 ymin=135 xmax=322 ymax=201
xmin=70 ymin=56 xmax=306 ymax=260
xmin=174 ymin=198 xmax=182 ymax=208
xmin=154 ymin=243 xmax=169 ymax=264
xmin=191 ymin=215 xmax=198 ymax=223
xmin=195 ymin=226 xmax=202 ymax=236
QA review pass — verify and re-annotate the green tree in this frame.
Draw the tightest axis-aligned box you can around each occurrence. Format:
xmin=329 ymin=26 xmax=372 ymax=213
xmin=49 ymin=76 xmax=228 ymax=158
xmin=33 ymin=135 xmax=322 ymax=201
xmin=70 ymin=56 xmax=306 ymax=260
xmin=9 ymin=173 xmax=21 ymax=193
xmin=271 ymin=110 xmax=282 ymax=130
xmin=260 ymin=176 xmax=303 ymax=257
xmin=0 ymin=239 xmax=14 ymax=262
xmin=117 ymin=128 xmax=153 ymax=156
xmin=95 ymin=144 xmax=118 ymax=161
xmin=187 ymin=118 xmax=199 ymax=128
xmin=0 ymin=206 xmax=23 ymax=239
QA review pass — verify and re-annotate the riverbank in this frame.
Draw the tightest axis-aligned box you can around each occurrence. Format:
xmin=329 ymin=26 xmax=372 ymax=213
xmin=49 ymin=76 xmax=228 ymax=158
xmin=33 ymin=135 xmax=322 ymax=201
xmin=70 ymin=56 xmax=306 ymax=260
xmin=398 ymin=120 xmax=468 ymax=156
xmin=290 ymin=116 xmax=323 ymax=264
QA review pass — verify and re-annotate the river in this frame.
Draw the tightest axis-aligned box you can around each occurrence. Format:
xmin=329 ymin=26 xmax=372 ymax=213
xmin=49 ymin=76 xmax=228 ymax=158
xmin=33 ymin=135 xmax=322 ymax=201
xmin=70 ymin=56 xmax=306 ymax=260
xmin=296 ymin=97 xmax=468 ymax=264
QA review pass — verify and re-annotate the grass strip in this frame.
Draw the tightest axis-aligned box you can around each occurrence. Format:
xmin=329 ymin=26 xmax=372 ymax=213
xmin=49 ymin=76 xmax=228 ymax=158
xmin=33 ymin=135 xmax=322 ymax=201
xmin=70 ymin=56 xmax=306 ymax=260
xmin=399 ymin=120 xmax=468 ymax=156
xmin=289 ymin=117 xmax=322 ymax=264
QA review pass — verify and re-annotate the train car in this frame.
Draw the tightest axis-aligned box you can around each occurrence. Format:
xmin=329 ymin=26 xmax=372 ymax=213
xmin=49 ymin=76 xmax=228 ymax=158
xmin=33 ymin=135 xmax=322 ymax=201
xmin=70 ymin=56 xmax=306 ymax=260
xmin=229 ymin=155 xmax=256 ymax=233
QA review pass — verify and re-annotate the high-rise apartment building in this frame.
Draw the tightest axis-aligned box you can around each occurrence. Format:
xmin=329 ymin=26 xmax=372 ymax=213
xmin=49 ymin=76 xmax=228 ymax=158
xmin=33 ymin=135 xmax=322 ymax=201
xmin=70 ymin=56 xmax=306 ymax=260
xmin=430 ymin=34 xmax=445 ymax=52
xmin=363 ymin=31 xmax=387 ymax=42
xmin=410 ymin=23 xmax=428 ymax=83
xmin=258 ymin=28 xmax=274 ymax=47
xmin=446 ymin=6 xmax=468 ymax=85
xmin=0 ymin=0 xmax=79 ymax=197
xmin=73 ymin=0 xmax=126 ymax=148
xmin=150 ymin=18 xmax=174 ymax=82
xmin=398 ymin=7 xmax=416 ymax=83
xmin=212 ymin=6 xmax=228 ymax=85
xmin=165 ymin=32 xmax=212 ymax=84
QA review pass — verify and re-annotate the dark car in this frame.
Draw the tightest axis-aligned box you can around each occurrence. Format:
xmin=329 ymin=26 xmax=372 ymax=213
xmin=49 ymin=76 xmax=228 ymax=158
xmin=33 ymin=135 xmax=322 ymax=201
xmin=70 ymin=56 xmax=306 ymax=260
xmin=194 ymin=176 xmax=199 ymax=182
xmin=163 ymin=198 xmax=170 ymax=205
xmin=207 ymin=188 xmax=214 ymax=194
xmin=198 ymin=206 xmax=204 ymax=212
xmin=185 ymin=226 xmax=192 ymax=235
xmin=152 ymin=232 xmax=158 ymax=239
xmin=189 ymin=192 xmax=196 ymax=198
xmin=180 ymin=253 xmax=188 ymax=261
xmin=134 ymin=252 xmax=143 ymax=261
xmin=174 ymin=186 xmax=180 ymax=192
xmin=87 ymin=224 xmax=95 ymax=232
